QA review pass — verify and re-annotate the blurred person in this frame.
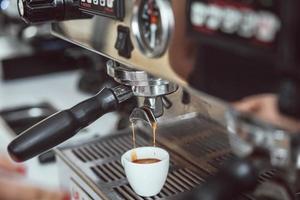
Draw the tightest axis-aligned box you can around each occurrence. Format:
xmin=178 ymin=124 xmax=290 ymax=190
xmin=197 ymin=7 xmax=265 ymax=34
xmin=0 ymin=155 xmax=70 ymax=200
xmin=168 ymin=2 xmax=300 ymax=134
xmin=234 ymin=93 xmax=300 ymax=133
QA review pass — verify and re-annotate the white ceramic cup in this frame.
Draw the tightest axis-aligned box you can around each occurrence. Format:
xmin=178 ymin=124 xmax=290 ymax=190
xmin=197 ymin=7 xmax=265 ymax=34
xmin=121 ymin=146 xmax=169 ymax=197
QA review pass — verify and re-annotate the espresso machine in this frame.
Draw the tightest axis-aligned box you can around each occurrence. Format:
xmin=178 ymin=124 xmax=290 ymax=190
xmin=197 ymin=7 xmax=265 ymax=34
xmin=7 ymin=0 xmax=300 ymax=199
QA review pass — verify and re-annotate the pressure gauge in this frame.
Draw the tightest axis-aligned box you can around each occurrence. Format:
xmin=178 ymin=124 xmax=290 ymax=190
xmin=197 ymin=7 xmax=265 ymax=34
xmin=132 ymin=0 xmax=174 ymax=58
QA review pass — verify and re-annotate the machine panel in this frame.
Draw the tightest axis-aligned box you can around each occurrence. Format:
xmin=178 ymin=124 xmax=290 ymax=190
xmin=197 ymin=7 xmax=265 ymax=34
xmin=79 ymin=0 xmax=125 ymax=20
xmin=52 ymin=0 xmax=190 ymax=85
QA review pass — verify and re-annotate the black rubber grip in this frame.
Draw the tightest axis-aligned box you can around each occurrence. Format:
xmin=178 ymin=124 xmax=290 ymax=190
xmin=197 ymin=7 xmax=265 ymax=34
xmin=8 ymin=88 xmax=118 ymax=162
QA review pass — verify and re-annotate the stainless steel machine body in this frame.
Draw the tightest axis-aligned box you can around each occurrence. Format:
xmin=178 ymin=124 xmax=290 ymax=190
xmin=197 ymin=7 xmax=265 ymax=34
xmin=48 ymin=1 xmax=299 ymax=199
xmin=56 ymin=110 xmax=289 ymax=200
xmin=54 ymin=86 xmax=232 ymax=199
xmin=51 ymin=0 xmax=191 ymax=85
xmin=106 ymin=59 xmax=178 ymax=118
xmin=56 ymin=113 xmax=235 ymax=200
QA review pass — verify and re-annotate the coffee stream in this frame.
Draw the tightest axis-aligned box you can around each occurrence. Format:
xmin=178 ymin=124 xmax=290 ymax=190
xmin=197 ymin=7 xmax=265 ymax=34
xmin=131 ymin=122 xmax=136 ymax=149
xmin=130 ymin=122 xmax=159 ymax=163
xmin=131 ymin=122 xmax=137 ymax=161
xmin=152 ymin=122 xmax=157 ymax=147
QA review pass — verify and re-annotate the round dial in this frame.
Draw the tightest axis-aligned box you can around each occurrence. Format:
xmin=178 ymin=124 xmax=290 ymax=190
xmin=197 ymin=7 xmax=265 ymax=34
xmin=132 ymin=0 xmax=174 ymax=58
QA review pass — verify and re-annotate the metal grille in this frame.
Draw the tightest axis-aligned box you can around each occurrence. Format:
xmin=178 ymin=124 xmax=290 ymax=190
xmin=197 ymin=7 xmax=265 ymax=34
xmin=113 ymin=168 xmax=204 ymax=200
xmin=208 ymin=153 xmax=235 ymax=169
xmin=63 ymin=116 xmax=286 ymax=200
xmin=71 ymin=134 xmax=148 ymax=162
xmin=157 ymin=116 xmax=233 ymax=174
xmin=88 ymin=156 xmax=205 ymax=198
xmin=183 ymin=133 xmax=229 ymax=156
xmin=66 ymin=129 xmax=209 ymax=200
xmin=91 ymin=160 xmax=125 ymax=183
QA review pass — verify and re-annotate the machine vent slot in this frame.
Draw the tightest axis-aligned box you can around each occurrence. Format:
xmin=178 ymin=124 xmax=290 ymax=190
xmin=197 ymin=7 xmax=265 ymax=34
xmin=114 ymin=184 xmax=144 ymax=200
xmin=182 ymin=132 xmax=230 ymax=158
xmin=63 ymin=120 xmax=292 ymax=199
xmin=91 ymin=160 xmax=125 ymax=182
xmin=71 ymin=149 xmax=87 ymax=162
xmin=72 ymin=135 xmax=148 ymax=162
xmin=195 ymin=133 xmax=229 ymax=154
xmin=113 ymin=168 xmax=204 ymax=199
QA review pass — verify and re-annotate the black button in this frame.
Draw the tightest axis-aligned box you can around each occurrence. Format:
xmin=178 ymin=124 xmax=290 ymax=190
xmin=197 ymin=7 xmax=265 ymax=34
xmin=115 ymin=26 xmax=134 ymax=58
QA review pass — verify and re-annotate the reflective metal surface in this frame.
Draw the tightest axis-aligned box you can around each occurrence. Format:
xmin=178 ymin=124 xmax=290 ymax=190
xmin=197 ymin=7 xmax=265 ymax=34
xmin=51 ymin=0 xmax=228 ymax=125
xmin=57 ymin=112 xmax=300 ymax=200
xmin=226 ymin=109 xmax=292 ymax=168
xmin=107 ymin=59 xmax=178 ymax=118
xmin=111 ymin=85 xmax=133 ymax=103
xmin=52 ymin=0 xmax=193 ymax=85
xmin=56 ymin=114 xmax=233 ymax=200
xmin=106 ymin=60 xmax=178 ymax=97
xmin=49 ymin=1 xmax=300 ymax=198
xmin=129 ymin=106 xmax=157 ymax=125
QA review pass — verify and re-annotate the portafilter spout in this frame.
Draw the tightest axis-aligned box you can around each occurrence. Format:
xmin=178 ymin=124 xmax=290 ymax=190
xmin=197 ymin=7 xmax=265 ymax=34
xmin=129 ymin=106 xmax=157 ymax=126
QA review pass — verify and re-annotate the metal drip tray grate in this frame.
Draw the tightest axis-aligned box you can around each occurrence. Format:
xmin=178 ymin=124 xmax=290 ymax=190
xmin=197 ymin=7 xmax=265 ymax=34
xmin=113 ymin=168 xmax=204 ymax=200
xmin=157 ymin=116 xmax=233 ymax=173
xmin=59 ymin=115 xmax=283 ymax=200
xmin=61 ymin=128 xmax=210 ymax=200
xmin=91 ymin=160 xmax=125 ymax=183
xmin=183 ymin=133 xmax=229 ymax=156
xmin=208 ymin=153 xmax=235 ymax=169
xmin=71 ymin=134 xmax=148 ymax=163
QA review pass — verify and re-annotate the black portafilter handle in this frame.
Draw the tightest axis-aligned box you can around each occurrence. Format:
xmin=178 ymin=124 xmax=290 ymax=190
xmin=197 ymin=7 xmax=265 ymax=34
xmin=8 ymin=86 xmax=133 ymax=162
xmin=186 ymin=158 xmax=259 ymax=200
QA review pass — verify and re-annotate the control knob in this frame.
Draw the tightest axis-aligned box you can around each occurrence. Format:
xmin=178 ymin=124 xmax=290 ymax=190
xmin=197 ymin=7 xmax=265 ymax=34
xmin=18 ymin=0 xmax=90 ymax=23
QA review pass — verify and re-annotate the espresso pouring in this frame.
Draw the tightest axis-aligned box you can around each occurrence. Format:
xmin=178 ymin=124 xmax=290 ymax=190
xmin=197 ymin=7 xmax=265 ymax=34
xmin=131 ymin=122 xmax=158 ymax=162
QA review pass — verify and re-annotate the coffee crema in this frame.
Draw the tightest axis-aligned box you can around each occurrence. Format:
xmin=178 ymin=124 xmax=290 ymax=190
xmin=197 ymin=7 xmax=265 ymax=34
xmin=130 ymin=122 xmax=158 ymax=148
xmin=132 ymin=158 xmax=161 ymax=164
xmin=130 ymin=121 xmax=159 ymax=162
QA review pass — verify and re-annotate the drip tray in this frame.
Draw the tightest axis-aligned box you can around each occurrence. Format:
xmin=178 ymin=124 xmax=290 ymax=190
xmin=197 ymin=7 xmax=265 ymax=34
xmin=57 ymin=115 xmax=276 ymax=200
xmin=59 ymin=132 xmax=211 ymax=200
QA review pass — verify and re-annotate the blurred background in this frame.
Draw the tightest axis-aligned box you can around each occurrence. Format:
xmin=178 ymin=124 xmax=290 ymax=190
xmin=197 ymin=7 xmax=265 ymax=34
xmin=0 ymin=1 xmax=133 ymax=197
